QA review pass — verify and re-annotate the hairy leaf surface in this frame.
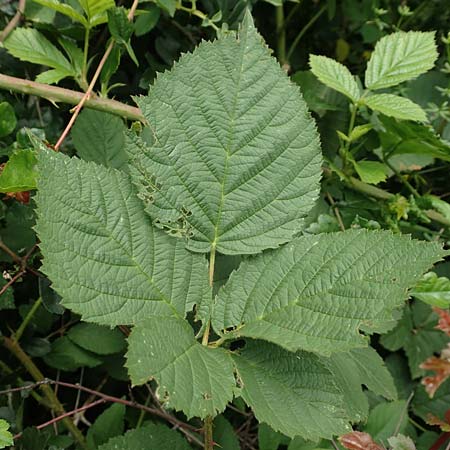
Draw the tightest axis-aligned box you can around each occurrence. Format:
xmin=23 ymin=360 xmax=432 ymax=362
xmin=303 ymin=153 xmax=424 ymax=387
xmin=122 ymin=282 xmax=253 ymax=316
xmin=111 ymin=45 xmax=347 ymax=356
xmin=35 ymin=150 xmax=210 ymax=325
xmin=232 ymin=340 xmax=351 ymax=440
xmin=213 ymin=229 xmax=445 ymax=355
xmin=365 ymin=31 xmax=437 ymax=90
xmin=126 ymin=316 xmax=235 ymax=418
xmin=126 ymin=13 xmax=321 ymax=255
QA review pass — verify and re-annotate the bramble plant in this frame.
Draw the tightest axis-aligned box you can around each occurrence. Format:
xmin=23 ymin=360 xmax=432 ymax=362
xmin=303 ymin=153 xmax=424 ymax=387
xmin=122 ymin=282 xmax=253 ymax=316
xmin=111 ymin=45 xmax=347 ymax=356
xmin=33 ymin=12 xmax=448 ymax=449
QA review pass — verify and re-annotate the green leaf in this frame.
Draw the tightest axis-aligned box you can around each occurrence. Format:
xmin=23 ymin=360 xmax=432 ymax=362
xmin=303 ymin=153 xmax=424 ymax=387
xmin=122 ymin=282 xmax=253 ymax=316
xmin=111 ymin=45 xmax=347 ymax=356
xmin=213 ymin=229 xmax=445 ymax=355
xmin=156 ymin=0 xmax=176 ymax=16
xmin=107 ymin=7 xmax=133 ymax=44
xmin=126 ymin=316 xmax=235 ymax=419
xmin=232 ymin=340 xmax=351 ymax=440
xmin=353 ymin=160 xmax=388 ymax=184
xmin=134 ymin=6 xmax=160 ymax=36
xmin=0 ymin=278 xmax=15 ymax=311
xmin=214 ymin=416 xmax=240 ymax=450
xmin=71 ymin=110 xmax=128 ymax=170
xmin=364 ymin=401 xmax=408 ymax=442
xmin=309 ymin=54 xmax=360 ymax=102
xmin=325 ymin=347 xmax=397 ymax=423
xmin=43 ymin=336 xmax=102 ymax=371
xmin=0 ymin=420 xmax=13 ymax=449
xmin=348 ymin=123 xmax=373 ymax=142
xmin=127 ymin=12 xmax=322 ymax=255
xmin=98 ymin=423 xmax=191 ymax=450
xmin=258 ymin=423 xmax=287 ymax=450
xmin=68 ymin=323 xmax=126 ymax=355
xmin=365 ymin=31 xmax=438 ymax=90
xmin=379 ymin=116 xmax=450 ymax=162
xmin=31 ymin=0 xmax=88 ymax=26
xmin=363 ymin=94 xmax=427 ymax=122
xmin=413 ymin=379 xmax=450 ymax=422
xmin=388 ymin=435 xmax=416 ymax=450
xmin=0 ymin=102 xmax=17 ymax=138
xmin=4 ymin=28 xmax=75 ymax=78
xmin=35 ymin=69 xmax=71 ymax=85
xmin=0 ymin=149 xmax=37 ymax=193
xmin=87 ymin=403 xmax=125 ymax=449
xmin=35 ymin=150 xmax=210 ymax=326
xmin=78 ymin=0 xmax=114 ymax=23
xmin=411 ymin=272 xmax=450 ymax=308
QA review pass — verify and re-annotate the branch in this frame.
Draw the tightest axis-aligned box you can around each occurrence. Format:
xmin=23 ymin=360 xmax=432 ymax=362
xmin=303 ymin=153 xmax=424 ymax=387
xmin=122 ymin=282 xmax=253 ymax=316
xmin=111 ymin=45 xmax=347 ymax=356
xmin=54 ymin=0 xmax=141 ymax=149
xmin=1 ymin=337 xmax=88 ymax=449
xmin=0 ymin=74 xmax=144 ymax=121
xmin=0 ymin=0 xmax=26 ymax=42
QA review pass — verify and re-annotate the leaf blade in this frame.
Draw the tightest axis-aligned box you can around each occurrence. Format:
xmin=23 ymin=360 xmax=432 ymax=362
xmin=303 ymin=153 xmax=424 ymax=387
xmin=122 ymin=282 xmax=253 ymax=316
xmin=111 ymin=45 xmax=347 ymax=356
xmin=363 ymin=94 xmax=427 ymax=122
xmin=35 ymin=150 xmax=210 ymax=326
xmin=365 ymin=31 xmax=438 ymax=90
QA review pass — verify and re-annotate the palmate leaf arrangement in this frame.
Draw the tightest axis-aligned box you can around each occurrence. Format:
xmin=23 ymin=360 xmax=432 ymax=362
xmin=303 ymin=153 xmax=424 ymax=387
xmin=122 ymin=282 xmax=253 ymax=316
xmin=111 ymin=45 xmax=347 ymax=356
xmin=35 ymin=11 xmax=447 ymax=447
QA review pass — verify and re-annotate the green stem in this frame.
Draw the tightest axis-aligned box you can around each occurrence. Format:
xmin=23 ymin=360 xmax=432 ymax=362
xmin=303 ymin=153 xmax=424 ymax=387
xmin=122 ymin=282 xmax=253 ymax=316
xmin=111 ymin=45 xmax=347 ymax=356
xmin=82 ymin=27 xmax=91 ymax=87
xmin=0 ymin=74 xmax=144 ymax=121
xmin=286 ymin=3 xmax=327 ymax=62
xmin=15 ymin=297 xmax=42 ymax=341
xmin=276 ymin=4 xmax=286 ymax=65
xmin=383 ymin=156 xmax=421 ymax=198
xmin=340 ymin=102 xmax=358 ymax=170
xmin=2 ymin=336 xmax=88 ymax=449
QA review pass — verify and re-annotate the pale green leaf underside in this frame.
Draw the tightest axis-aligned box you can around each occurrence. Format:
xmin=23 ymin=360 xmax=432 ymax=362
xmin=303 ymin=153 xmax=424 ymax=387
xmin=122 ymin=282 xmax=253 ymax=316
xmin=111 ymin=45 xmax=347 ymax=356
xmin=365 ymin=31 xmax=437 ymax=90
xmin=126 ymin=317 xmax=235 ymax=419
xmin=4 ymin=28 xmax=74 ymax=77
xmin=324 ymin=347 xmax=397 ymax=422
xmin=363 ymin=94 xmax=427 ymax=122
xmin=31 ymin=0 xmax=88 ymax=26
xmin=35 ymin=150 xmax=210 ymax=326
xmin=98 ymin=423 xmax=190 ymax=450
xmin=127 ymin=13 xmax=321 ymax=255
xmin=233 ymin=341 xmax=351 ymax=440
xmin=213 ymin=229 xmax=445 ymax=355
xmin=309 ymin=54 xmax=360 ymax=102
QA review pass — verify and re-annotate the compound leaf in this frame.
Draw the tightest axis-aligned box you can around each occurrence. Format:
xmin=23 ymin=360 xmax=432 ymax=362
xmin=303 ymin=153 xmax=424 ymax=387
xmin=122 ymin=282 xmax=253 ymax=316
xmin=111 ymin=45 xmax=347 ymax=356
xmin=232 ymin=340 xmax=351 ymax=440
xmin=98 ymin=423 xmax=191 ymax=450
xmin=309 ymin=54 xmax=360 ymax=102
xmin=365 ymin=31 xmax=437 ymax=90
xmin=126 ymin=316 xmax=235 ymax=419
xmin=35 ymin=150 xmax=210 ymax=326
xmin=127 ymin=12 xmax=321 ymax=255
xmin=212 ymin=229 xmax=445 ymax=355
xmin=363 ymin=94 xmax=427 ymax=122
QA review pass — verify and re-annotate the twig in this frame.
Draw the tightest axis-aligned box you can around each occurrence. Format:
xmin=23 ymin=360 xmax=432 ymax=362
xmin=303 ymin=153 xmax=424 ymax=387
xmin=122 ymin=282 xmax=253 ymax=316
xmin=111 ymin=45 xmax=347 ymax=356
xmin=0 ymin=269 xmax=25 ymax=296
xmin=326 ymin=192 xmax=345 ymax=231
xmin=13 ymin=398 xmax=106 ymax=440
xmin=54 ymin=0 xmax=140 ymax=150
xmin=1 ymin=337 xmax=88 ymax=449
xmin=0 ymin=240 xmax=21 ymax=263
xmin=0 ymin=0 xmax=26 ymax=42
xmin=0 ymin=74 xmax=144 ymax=121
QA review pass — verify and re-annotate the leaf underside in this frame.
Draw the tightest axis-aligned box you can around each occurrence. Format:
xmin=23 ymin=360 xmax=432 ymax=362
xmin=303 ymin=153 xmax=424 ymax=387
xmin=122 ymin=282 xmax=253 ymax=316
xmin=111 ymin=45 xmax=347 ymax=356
xmin=126 ymin=316 xmax=235 ymax=419
xmin=213 ymin=229 xmax=445 ymax=355
xmin=126 ymin=12 xmax=322 ymax=255
xmin=233 ymin=340 xmax=351 ymax=440
xmin=35 ymin=150 xmax=210 ymax=326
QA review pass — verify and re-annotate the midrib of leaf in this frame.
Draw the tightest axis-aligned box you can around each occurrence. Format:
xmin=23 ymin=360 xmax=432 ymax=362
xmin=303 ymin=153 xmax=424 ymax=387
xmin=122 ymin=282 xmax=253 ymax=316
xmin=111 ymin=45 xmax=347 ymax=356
xmin=61 ymin=168 xmax=178 ymax=316
xmin=211 ymin=33 xmax=246 ymax=251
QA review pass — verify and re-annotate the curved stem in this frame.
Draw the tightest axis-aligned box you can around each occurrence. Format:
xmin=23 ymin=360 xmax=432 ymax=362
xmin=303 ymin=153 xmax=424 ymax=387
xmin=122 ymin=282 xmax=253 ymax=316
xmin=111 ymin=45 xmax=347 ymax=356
xmin=0 ymin=0 xmax=26 ymax=42
xmin=276 ymin=4 xmax=286 ymax=65
xmin=15 ymin=297 xmax=43 ymax=341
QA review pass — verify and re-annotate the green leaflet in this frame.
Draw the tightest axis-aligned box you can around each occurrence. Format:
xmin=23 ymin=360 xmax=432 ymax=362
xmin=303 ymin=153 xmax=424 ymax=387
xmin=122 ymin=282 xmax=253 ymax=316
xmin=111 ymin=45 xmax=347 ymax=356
xmin=411 ymin=272 xmax=450 ymax=308
xmin=309 ymin=54 xmax=360 ymax=102
xmin=212 ymin=229 xmax=446 ymax=355
xmin=362 ymin=94 xmax=427 ymax=122
xmin=232 ymin=340 xmax=351 ymax=440
xmin=0 ymin=149 xmax=37 ymax=193
xmin=0 ymin=420 xmax=13 ymax=449
xmin=4 ymin=28 xmax=75 ymax=81
xmin=365 ymin=31 xmax=438 ymax=90
xmin=35 ymin=150 xmax=210 ymax=325
xmin=126 ymin=316 xmax=235 ymax=419
xmin=325 ymin=347 xmax=397 ymax=422
xmin=126 ymin=12 xmax=322 ymax=255
xmin=71 ymin=110 xmax=128 ymax=170
xmin=98 ymin=423 xmax=191 ymax=450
